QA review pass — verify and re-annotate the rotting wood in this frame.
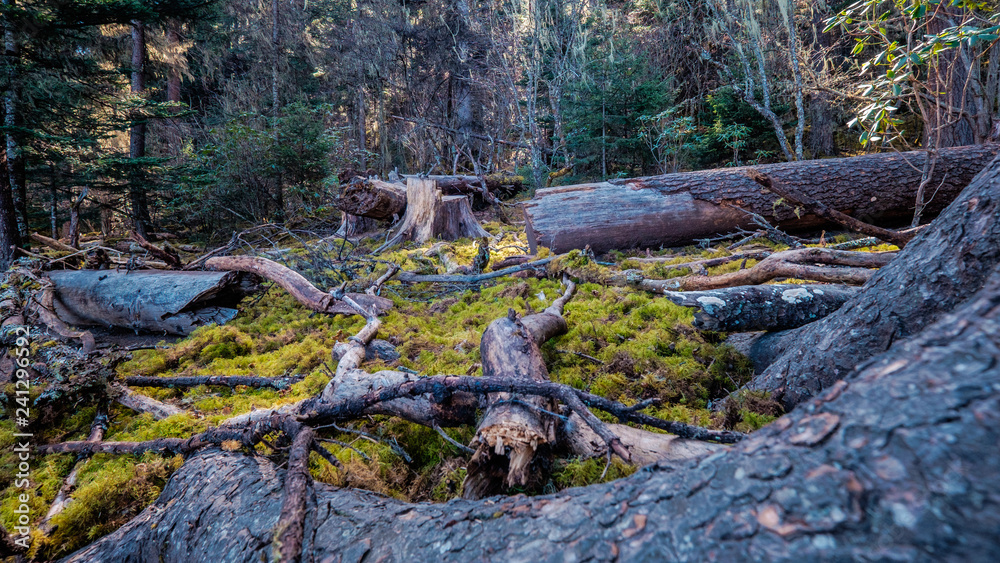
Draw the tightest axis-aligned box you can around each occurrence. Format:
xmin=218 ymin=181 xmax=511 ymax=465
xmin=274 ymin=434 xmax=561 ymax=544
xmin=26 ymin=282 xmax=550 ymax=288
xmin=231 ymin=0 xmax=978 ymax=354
xmin=376 ymin=178 xmax=490 ymax=251
xmin=204 ymin=255 xmax=392 ymax=317
xmin=746 ymin=169 xmax=914 ymax=247
xmin=337 ymin=178 xmax=407 ymax=220
xmin=522 ymin=143 xmax=999 ymax=253
xmin=660 ymin=284 xmax=860 ymax=331
xmin=30 ymin=232 xmax=76 ymax=253
xmin=48 ymin=269 xmax=260 ymax=335
xmin=32 ymin=287 xmax=96 ymax=353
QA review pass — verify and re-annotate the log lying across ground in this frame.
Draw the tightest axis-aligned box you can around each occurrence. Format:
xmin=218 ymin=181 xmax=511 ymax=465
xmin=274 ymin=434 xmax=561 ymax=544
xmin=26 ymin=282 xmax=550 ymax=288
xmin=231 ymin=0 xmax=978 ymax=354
xmin=661 ymin=284 xmax=859 ymax=332
xmin=523 ymin=144 xmax=999 ymax=253
xmin=65 ymin=261 xmax=1000 ymax=561
xmin=48 ymin=270 xmax=260 ymax=335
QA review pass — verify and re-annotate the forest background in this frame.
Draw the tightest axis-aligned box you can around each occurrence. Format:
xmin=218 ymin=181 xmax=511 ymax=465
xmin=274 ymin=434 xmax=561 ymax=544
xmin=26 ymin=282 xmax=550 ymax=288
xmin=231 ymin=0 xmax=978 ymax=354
xmin=1 ymin=0 xmax=998 ymax=255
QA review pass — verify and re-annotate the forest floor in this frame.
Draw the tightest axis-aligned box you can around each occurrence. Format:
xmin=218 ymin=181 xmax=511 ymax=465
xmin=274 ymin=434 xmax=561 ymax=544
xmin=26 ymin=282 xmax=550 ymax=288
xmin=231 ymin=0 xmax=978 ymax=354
xmin=0 ymin=218 xmax=895 ymax=560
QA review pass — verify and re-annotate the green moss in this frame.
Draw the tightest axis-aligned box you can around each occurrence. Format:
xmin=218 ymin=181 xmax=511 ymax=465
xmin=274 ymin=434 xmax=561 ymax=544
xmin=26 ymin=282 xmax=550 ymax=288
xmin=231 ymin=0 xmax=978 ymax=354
xmin=551 ymin=458 xmax=636 ymax=489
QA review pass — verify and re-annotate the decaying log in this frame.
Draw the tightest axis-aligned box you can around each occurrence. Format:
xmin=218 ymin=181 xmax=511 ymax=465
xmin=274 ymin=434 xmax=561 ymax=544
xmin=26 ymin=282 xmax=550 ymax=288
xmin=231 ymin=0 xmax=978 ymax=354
xmin=523 ymin=143 xmax=999 ymax=253
xmin=30 ymin=231 xmax=76 ymax=253
xmin=47 ymin=269 xmax=259 ymax=335
xmin=335 ymin=212 xmax=379 ymax=238
xmin=124 ymin=375 xmax=303 ymax=390
xmin=638 ymin=248 xmax=896 ymax=291
xmin=627 ymin=250 xmax=771 ymax=266
xmin=65 ymin=262 xmax=1000 ymax=560
xmin=749 ymin=152 xmax=1000 ymax=409
xmin=661 ymin=284 xmax=859 ymax=331
xmin=337 ymin=178 xmax=407 ymax=220
xmin=462 ymin=296 xmax=569 ymax=498
xmin=33 ymin=287 xmax=96 ymax=352
xmin=377 ymin=178 xmax=490 ymax=250
xmin=204 ymin=255 xmax=392 ymax=317
xmin=747 ymin=169 xmax=914 ymax=248
xmin=115 ymin=385 xmax=185 ymax=420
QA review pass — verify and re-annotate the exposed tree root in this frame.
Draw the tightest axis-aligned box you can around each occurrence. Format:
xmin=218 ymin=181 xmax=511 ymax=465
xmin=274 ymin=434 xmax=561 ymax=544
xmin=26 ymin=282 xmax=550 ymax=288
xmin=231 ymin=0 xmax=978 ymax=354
xmin=114 ymin=385 xmax=185 ymax=420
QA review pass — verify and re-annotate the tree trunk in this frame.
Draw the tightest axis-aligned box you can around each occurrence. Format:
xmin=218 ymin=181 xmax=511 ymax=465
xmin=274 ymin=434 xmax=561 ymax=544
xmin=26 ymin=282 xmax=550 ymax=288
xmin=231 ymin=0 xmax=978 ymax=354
xmin=3 ymin=0 xmax=26 ymax=239
xmin=129 ymin=20 xmax=151 ymax=239
xmin=0 ymin=150 xmax=19 ymax=269
xmin=750 ymin=152 xmax=1000 ymax=409
xmin=523 ymin=144 xmax=999 ymax=253
xmin=335 ymin=212 xmax=379 ymax=238
xmin=165 ymin=20 xmax=183 ymax=157
xmin=65 ymin=262 xmax=1000 ymax=560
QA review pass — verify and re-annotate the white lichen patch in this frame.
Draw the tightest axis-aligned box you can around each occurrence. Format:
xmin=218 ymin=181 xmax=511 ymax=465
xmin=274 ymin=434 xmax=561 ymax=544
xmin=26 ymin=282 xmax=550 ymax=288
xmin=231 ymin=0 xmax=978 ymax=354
xmin=696 ymin=296 xmax=727 ymax=309
xmin=781 ymin=288 xmax=812 ymax=304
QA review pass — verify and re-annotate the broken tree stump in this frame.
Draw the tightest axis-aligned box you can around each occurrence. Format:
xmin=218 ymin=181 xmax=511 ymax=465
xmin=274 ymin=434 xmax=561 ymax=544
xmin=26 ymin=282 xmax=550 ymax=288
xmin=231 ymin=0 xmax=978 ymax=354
xmin=337 ymin=178 xmax=407 ymax=220
xmin=380 ymin=178 xmax=490 ymax=249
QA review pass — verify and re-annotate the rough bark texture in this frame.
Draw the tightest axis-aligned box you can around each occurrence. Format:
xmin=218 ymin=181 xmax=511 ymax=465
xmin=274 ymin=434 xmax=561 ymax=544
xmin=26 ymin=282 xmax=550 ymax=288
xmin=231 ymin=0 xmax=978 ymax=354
xmin=66 ymin=265 xmax=1000 ymax=561
xmin=48 ymin=270 xmax=259 ymax=335
xmin=752 ymin=153 xmax=1000 ymax=409
xmin=523 ymin=144 xmax=999 ymax=253
xmin=337 ymin=179 xmax=407 ymax=220
xmin=662 ymin=284 xmax=859 ymax=332
xmin=382 ymin=178 xmax=489 ymax=246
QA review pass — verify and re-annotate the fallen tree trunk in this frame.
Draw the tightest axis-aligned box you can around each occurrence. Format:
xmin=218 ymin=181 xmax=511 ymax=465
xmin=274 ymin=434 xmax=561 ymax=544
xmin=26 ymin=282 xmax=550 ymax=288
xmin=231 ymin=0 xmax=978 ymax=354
xmin=661 ymin=284 xmax=859 ymax=332
xmin=749 ymin=152 xmax=1000 ymax=409
xmin=47 ymin=270 xmax=260 ymax=336
xmin=523 ymin=144 xmax=999 ymax=253
xmin=337 ymin=179 xmax=407 ymax=220
xmin=65 ymin=262 xmax=1000 ymax=561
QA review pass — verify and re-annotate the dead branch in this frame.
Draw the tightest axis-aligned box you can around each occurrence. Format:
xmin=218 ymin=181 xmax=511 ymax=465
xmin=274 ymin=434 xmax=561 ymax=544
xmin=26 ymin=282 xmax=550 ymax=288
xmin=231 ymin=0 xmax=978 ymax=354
xmin=124 ymin=375 xmax=303 ymax=390
xmin=627 ymin=250 xmax=772 ymax=267
xmin=40 ymin=412 xmax=108 ymax=533
xmin=639 ymin=248 xmax=897 ymax=291
xmin=396 ymin=254 xmax=561 ymax=284
xmin=114 ymin=385 xmax=185 ymax=420
xmin=130 ymin=231 xmax=183 ymax=268
xmin=747 ymin=170 xmax=914 ymax=248
xmin=30 ymin=232 xmax=76 ymax=253
xmin=274 ymin=427 xmax=314 ymax=563
xmin=204 ymin=255 xmax=392 ymax=317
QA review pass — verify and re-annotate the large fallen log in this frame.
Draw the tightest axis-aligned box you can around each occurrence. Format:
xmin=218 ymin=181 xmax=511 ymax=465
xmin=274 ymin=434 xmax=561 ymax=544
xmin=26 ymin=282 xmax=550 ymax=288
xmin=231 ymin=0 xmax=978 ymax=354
xmin=522 ymin=144 xmax=999 ymax=253
xmin=63 ymin=261 xmax=1000 ymax=561
xmin=47 ymin=270 xmax=260 ymax=335
xmin=661 ymin=284 xmax=859 ymax=331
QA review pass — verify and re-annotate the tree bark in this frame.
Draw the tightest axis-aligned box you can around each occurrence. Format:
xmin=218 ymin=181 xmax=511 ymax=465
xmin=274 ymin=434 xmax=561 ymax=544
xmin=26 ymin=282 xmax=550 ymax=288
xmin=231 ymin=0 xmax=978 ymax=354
xmin=661 ymin=284 xmax=859 ymax=332
xmin=337 ymin=179 xmax=407 ymax=220
xmin=3 ymin=0 xmax=26 ymax=239
xmin=129 ymin=20 xmax=151 ymax=238
xmin=523 ymin=144 xmax=999 ymax=253
xmin=379 ymin=178 xmax=489 ymax=248
xmin=751 ymin=153 xmax=1000 ymax=409
xmin=0 ymin=150 xmax=20 ymax=269
xmin=47 ymin=270 xmax=260 ymax=336
xmin=65 ymin=263 xmax=1000 ymax=561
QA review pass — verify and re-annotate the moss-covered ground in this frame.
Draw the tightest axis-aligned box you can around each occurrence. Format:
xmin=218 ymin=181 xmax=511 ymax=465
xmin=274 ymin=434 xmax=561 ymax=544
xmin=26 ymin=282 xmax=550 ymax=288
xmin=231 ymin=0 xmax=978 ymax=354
xmin=0 ymin=224 xmax=893 ymax=559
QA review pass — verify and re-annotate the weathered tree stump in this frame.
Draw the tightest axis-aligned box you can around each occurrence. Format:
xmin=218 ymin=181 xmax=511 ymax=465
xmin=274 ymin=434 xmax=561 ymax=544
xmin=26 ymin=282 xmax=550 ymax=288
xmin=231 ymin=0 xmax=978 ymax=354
xmin=381 ymin=178 xmax=489 ymax=248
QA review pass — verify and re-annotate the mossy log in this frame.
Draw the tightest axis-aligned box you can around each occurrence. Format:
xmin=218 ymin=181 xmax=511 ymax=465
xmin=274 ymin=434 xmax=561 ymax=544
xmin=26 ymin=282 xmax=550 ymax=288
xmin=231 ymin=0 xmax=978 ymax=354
xmin=523 ymin=143 xmax=999 ymax=253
